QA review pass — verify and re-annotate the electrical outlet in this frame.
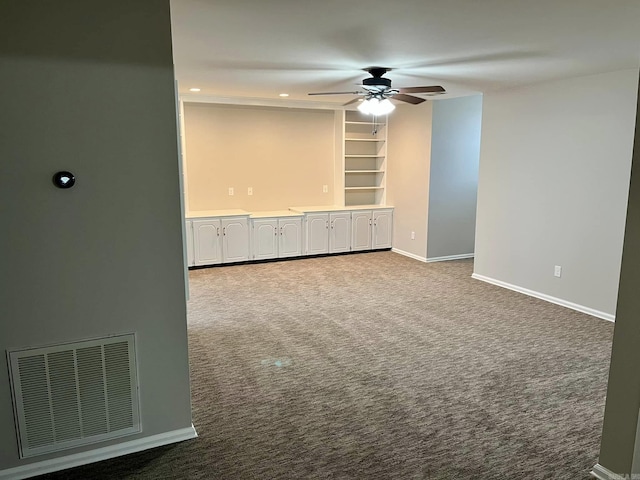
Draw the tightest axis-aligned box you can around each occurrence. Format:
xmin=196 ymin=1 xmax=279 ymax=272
xmin=247 ymin=187 xmax=253 ymax=196
xmin=554 ymin=265 xmax=562 ymax=278
xmin=228 ymin=187 xmax=234 ymax=196
xmin=322 ymin=185 xmax=328 ymax=193
xmin=411 ymin=231 xmax=416 ymax=240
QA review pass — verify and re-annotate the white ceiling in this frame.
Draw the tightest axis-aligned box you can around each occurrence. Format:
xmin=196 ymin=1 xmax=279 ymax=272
xmin=170 ymin=0 xmax=640 ymax=106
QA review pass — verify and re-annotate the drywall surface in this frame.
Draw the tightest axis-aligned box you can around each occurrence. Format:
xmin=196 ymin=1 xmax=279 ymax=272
xmin=0 ymin=0 xmax=192 ymax=471
xmin=386 ymin=103 xmax=433 ymax=259
xmin=184 ymin=103 xmax=335 ymax=212
xmin=427 ymin=95 xmax=482 ymax=259
xmin=598 ymin=74 xmax=640 ymax=476
xmin=474 ymin=69 xmax=638 ymax=316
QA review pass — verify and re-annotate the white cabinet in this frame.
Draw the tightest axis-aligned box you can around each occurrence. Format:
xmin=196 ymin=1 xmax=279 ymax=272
xmin=351 ymin=211 xmax=372 ymax=251
xmin=252 ymin=217 xmax=302 ymax=260
xmin=191 ymin=215 xmax=249 ymax=266
xmin=372 ymin=209 xmax=393 ymax=249
xmin=305 ymin=212 xmax=351 ymax=255
xmin=192 ymin=218 xmax=222 ymax=265
xmin=252 ymin=219 xmax=278 ymax=260
xmin=351 ymin=209 xmax=394 ymax=251
xmin=306 ymin=213 xmax=330 ymax=255
xmin=329 ymin=212 xmax=351 ymax=253
xmin=188 ymin=207 xmax=392 ymax=267
xmin=222 ymin=217 xmax=250 ymax=263
xmin=279 ymin=217 xmax=303 ymax=258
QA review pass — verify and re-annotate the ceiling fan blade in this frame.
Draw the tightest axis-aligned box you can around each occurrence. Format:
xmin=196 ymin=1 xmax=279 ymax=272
xmin=398 ymin=86 xmax=445 ymax=94
xmin=343 ymin=98 xmax=361 ymax=106
xmin=308 ymin=91 xmax=362 ymax=96
xmin=393 ymin=94 xmax=427 ymax=105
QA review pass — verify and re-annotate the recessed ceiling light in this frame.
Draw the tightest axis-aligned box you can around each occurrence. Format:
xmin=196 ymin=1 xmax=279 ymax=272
xmin=189 ymin=88 xmax=201 ymax=92
xmin=279 ymin=93 xmax=289 ymax=97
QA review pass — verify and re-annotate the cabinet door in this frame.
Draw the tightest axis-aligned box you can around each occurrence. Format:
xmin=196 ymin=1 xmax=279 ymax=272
xmin=279 ymin=218 xmax=302 ymax=258
xmin=222 ymin=217 xmax=249 ymax=263
xmin=252 ymin=219 xmax=278 ymax=260
xmin=351 ymin=210 xmax=372 ymax=251
xmin=193 ymin=219 xmax=222 ymax=266
xmin=306 ymin=213 xmax=329 ymax=255
xmin=329 ymin=212 xmax=351 ymax=253
xmin=185 ymin=220 xmax=195 ymax=267
xmin=373 ymin=210 xmax=393 ymax=249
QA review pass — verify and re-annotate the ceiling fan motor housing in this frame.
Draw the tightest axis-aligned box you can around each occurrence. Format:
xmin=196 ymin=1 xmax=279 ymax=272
xmin=363 ymin=77 xmax=392 ymax=89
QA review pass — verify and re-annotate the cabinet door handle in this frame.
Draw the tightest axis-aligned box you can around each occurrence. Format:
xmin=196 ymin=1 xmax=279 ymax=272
xmin=280 ymin=227 xmax=283 ymax=235
xmin=326 ymin=221 xmax=329 ymax=229
xmin=369 ymin=219 xmax=372 ymax=226
xmin=217 ymin=227 xmax=220 ymax=236
xmin=331 ymin=221 xmax=334 ymax=229
xmin=222 ymin=227 xmax=226 ymax=236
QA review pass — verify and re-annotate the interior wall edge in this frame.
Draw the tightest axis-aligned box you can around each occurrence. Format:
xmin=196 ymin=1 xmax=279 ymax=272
xmin=0 ymin=426 xmax=197 ymax=480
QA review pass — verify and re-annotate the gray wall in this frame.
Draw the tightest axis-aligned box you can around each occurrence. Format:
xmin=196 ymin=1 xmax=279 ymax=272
xmin=0 ymin=0 xmax=193 ymax=471
xmin=598 ymin=76 xmax=640 ymax=475
xmin=474 ymin=69 xmax=638 ymax=317
xmin=427 ymin=96 xmax=483 ymax=260
xmin=387 ymin=103 xmax=433 ymax=260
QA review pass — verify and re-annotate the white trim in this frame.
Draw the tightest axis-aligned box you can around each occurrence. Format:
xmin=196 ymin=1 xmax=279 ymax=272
xmin=591 ymin=463 xmax=627 ymax=479
xmin=427 ymin=253 xmax=475 ymax=263
xmin=0 ymin=425 xmax=197 ymax=480
xmin=180 ymin=93 xmax=342 ymax=110
xmin=391 ymin=248 xmax=427 ymax=263
xmin=471 ymin=273 xmax=615 ymax=322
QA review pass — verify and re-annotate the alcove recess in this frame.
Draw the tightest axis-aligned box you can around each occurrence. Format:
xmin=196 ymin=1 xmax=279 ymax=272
xmin=342 ymin=110 xmax=387 ymax=206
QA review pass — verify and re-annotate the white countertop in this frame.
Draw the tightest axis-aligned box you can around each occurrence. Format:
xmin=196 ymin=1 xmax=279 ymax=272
xmin=250 ymin=210 xmax=304 ymax=218
xmin=187 ymin=205 xmax=394 ymax=219
xmin=288 ymin=205 xmax=347 ymax=213
xmin=347 ymin=204 xmax=394 ymax=210
xmin=186 ymin=209 xmax=250 ymax=218
xmin=289 ymin=205 xmax=394 ymax=213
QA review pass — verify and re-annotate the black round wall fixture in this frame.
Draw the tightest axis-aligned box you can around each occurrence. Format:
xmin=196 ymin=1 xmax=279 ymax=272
xmin=52 ymin=171 xmax=76 ymax=189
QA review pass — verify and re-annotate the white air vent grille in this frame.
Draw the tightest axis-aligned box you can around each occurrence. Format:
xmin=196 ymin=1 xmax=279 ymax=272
xmin=8 ymin=334 xmax=141 ymax=458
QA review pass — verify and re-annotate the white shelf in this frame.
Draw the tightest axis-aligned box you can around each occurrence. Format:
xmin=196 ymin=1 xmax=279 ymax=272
xmin=345 ymin=121 xmax=386 ymax=126
xmin=345 ymin=138 xmax=385 ymax=142
xmin=343 ymin=111 xmax=387 ymax=206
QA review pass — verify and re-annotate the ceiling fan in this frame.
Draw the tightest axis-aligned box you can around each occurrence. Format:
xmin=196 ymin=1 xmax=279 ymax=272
xmin=308 ymin=67 xmax=445 ymax=114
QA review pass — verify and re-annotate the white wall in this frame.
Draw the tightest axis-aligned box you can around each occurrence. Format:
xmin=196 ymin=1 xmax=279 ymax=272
xmin=474 ymin=69 xmax=638 ymax=318
xmin=427 ymin=95 xmax=483 ymax=260
xmin=183 ymin=103 xmax=335 ymax=212
xmin=387 ymin=103 xmax=433 ymax=260
xmin=0 ymin=1 xmax=193 ymax=474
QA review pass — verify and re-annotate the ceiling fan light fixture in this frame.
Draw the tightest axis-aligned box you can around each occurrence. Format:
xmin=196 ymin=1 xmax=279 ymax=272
xmin=358 ymin=97 xmax=395 ymax=116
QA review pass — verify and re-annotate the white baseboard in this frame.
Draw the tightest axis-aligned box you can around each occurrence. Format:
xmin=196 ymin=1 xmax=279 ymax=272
xmin=427 ymin=253 xmax=474 ymax=263
xmin=591 ymin=463 xmax=627 ymax=479
xmin=391 ymin=248 xmax=427 ymax=263
xmin=471 ymin=273 xmax=615 ymax=322
xmin=0 ymin=425 xmax=198 ymax=480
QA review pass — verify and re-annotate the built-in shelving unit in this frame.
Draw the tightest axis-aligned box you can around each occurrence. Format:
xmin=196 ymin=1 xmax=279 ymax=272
xmin=343 ymin=111 xmax=387 ymax=206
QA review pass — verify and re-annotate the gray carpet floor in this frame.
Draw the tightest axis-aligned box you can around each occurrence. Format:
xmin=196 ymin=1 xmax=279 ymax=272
xmin=38 ymin=252 xmax=613 ymax=479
